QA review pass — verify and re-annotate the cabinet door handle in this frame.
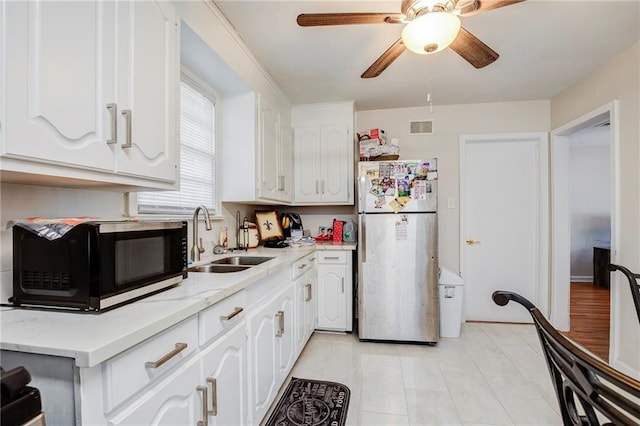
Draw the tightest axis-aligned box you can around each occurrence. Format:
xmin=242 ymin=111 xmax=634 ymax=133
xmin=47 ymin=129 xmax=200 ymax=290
xmin=305 ymin=283 xmax=312 ymax=301
xmin=321 ymin=180 xmax=325 ymax=194
xmin=220 ymin=307 xmax=243 ymax=321
xmin=275 ymin=310 xmax=284 ymax=337
xmin=106 ymin=103 xmax=117 ymax=144
xmin=207 ymin=377 xmax=217 ymax=416
xmin=197 ymin=385 xmax=208 ymax=426
xmin=298 ymin=263 xmax=307 ymax=270
xmin=145 ymin=342 xmax=187 ymax=369
xmin=316 ymin=180 xmax=320 ymax=194
xmin=121 ymin=109 xmax=132 ymax=148
xmin=341 ymin=277 xmax=345 ymax=294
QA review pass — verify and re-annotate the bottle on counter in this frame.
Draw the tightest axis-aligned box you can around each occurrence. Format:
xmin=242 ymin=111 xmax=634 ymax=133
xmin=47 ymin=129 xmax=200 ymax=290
xmin=219 ymin=227 xmax=228 ymax=251
xmin=343 ymin=220 xmax=356 ymax=243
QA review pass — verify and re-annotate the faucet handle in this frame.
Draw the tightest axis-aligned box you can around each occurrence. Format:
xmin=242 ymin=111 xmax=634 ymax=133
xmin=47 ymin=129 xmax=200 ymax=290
xmin=198 ymin=237 xmax=205 ymax=253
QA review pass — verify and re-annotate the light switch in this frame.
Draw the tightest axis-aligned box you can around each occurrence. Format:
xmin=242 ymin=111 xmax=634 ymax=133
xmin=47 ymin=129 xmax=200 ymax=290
xmin=447 ymin=197 xmax=455 ymax=209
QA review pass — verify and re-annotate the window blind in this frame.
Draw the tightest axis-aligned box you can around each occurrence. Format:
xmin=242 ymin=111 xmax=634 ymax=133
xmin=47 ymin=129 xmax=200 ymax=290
xmin=138 ymin=76 xmax=216 ymax=215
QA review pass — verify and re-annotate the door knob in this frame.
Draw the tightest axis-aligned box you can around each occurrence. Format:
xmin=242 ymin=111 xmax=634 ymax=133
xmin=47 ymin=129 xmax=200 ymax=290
xmin=466 ymin=238 xmax=481 ymax=245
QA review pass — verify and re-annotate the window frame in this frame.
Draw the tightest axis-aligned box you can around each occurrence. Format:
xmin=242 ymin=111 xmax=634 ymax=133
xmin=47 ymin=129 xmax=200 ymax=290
xmin=136 ymin=66 xmax=221 ymax=219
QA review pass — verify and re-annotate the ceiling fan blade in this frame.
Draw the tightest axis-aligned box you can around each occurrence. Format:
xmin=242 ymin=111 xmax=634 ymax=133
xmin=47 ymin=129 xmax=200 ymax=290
xmin=297 ymin=13 xmax=404 ymax=27
xmin=361 ymin=38 xmax=406 ymax=79
xmin=449 ymin=27 xmax=499 ymax=69
xmin=459 ymin=0 xmax=525 ymax=17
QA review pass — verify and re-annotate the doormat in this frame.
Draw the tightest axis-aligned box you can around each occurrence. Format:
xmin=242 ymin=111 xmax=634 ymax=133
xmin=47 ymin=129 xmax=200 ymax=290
xmin=265 ymin=377 xmax=351 ymax=426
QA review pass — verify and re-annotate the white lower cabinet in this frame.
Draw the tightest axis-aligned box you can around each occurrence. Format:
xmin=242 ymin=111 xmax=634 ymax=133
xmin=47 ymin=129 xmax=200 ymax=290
xmin=200 ymin=322 xmax=248 ymax=426
xmin=110 ymin=321 xmax=247 ymax=426
xmin=295 ymin=267 xmax=318 ymax=355
xmin=108 ymin=309 xmax=247 ymax=426
xmin=317 ymin=250 xmax=353 ymax=332
xmin=247 ymin=282 xmax=295 ymax=424
xmin=2 ymin=253 xmax=325 ymax=426
xmin=109 ymin=355 xmax=202 ymax=425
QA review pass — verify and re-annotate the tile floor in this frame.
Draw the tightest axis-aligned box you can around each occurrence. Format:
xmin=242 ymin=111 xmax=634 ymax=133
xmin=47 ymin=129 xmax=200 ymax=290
xmin=272 ymin=323 xmax=562 ymax=426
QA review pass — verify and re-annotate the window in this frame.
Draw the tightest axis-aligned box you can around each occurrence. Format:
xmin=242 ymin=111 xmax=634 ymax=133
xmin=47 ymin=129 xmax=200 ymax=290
xmin=138 ymin=71 xmax=216 ymax=215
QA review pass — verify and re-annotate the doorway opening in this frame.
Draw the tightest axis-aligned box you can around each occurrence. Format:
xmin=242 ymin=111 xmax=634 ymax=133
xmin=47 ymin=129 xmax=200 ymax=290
xmin=550 ymin=101 xmax=618 ymax=363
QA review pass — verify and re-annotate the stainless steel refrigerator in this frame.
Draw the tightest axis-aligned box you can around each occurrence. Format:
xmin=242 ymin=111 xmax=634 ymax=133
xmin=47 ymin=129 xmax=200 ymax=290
xmin=357 ymin=159 xmax=439 ymax=343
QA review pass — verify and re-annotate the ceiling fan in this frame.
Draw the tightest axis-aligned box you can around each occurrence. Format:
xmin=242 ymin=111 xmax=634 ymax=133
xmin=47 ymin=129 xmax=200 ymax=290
xmin=297 ymin=0 xmax=524 ymax=78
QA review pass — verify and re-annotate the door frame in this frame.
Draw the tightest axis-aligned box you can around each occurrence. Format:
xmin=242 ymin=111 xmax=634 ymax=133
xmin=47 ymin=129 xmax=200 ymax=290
xmin=459 ymin=132 xmax=550 ymax=319
xmin=549 ymin=101 xmax=619 ymax=361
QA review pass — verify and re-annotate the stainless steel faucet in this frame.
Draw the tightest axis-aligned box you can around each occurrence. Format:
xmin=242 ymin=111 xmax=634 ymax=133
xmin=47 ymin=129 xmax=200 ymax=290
xmin=191 ymin=205 xmax=212 ymax=262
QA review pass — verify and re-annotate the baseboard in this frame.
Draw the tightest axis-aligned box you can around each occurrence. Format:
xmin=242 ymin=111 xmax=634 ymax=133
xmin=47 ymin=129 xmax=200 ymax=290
xmin=570 ymin=276 xmax=593 ymax=282
xmin=613 ymin=359 xmax=640 ymax=380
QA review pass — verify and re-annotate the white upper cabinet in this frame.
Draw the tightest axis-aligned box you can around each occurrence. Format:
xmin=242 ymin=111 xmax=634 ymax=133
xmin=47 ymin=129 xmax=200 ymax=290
xmin=219 ymin=92 xmax=292 ymax=204
xmin=3 ymin=1 xmax=116 ymax=171
xmin=292 ymin=102 xmax=354 ymax=205
xmin=1 ymin=0 xmax=179 ymax=189
xmin=257 ymin=95 xmax=292 ymax=203
xmin=114 ymin=1 xmax=179 ymax=183
xmin=279 ymin=120 xmax=293 ymax=201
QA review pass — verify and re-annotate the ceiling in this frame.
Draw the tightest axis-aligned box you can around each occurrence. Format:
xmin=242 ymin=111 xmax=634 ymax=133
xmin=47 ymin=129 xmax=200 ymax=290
xmin=213 ymin=0 xmax=640 ymax=111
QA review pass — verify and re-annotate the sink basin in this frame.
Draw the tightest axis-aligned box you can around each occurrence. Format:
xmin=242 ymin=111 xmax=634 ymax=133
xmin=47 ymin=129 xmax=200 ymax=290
xmin=188 ymin=264 xmax=251 ymax=273
xmin=211 ymin=256 xmax=274 ymax=266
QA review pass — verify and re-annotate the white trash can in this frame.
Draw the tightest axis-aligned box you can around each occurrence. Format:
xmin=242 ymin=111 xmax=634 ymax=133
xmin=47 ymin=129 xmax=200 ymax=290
xmin=438 ymin=268 xmax=465 ymax=338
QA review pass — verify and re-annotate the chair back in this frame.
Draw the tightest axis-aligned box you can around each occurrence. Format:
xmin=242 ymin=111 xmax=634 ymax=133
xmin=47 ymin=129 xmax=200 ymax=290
xmin=609 ymin=263 xmax=640 ymax=323
xmin=493 ymin=291 xmax=640 ymax=426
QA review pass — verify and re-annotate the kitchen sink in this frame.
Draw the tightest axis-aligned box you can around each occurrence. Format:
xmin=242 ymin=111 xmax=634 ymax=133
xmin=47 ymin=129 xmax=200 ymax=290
xmin=211 ymin=256 xmax=274 ymax=266
xmin=188 ymin=264 xmax=251 ymax=273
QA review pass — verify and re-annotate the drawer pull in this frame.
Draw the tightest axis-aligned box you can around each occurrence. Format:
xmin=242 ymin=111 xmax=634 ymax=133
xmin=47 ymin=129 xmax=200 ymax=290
xmin=324 ymin=256 xmax=340 ymax=260
xmin=220 ymin=306 xmax=243 ymax=321
xmin=298 ymin=263 xmax=307 ymax=270
xmin=207 ymin=377 xmax=218 ymax=416
xmin=197 ymin=385 xmax=208 ymax=426
xmin=145 ymin=342 xmax=188 ymax=369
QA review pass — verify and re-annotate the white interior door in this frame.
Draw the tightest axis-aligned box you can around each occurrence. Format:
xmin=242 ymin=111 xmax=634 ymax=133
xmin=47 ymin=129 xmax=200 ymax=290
xmin=460 ymin=133 xmax=548 ymax=323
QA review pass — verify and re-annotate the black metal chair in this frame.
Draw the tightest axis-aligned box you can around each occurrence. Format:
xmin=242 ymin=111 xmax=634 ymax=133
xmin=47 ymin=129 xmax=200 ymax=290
xmin=608 ymin=263 xmax=640 ymax=323
xmin=492 ymin=291 xmax=640 ymax=426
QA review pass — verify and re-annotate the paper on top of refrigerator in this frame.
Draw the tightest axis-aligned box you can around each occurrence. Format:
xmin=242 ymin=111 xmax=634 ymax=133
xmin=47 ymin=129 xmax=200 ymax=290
xmin=358 ymin=159 xmax=438 ymax=213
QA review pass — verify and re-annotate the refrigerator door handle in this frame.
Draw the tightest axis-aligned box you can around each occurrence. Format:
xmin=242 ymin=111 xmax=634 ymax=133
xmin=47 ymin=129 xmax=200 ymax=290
xmin=359 ymin=175 xmax=366 ymax=212
xmin=360 ymin=213 xmax=366 ymax=263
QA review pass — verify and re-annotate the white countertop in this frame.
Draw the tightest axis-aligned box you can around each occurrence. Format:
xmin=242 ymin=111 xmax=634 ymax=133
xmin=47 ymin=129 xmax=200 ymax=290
xmin=0 ymin=243 xmax=355 ymax=367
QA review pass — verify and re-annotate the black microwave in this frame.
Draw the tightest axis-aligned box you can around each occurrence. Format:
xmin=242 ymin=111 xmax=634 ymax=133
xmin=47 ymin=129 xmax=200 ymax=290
xmin=11 ymin=221 xmax=188 ymax=312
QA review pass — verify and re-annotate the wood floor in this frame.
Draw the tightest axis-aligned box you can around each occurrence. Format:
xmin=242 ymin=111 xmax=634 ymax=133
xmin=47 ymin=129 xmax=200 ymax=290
xmin=563 ymin=282 xmax=610 ymax=361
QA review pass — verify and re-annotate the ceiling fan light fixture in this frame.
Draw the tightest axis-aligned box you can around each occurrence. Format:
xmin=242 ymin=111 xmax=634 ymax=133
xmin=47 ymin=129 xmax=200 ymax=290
xmin=401 ymin=12 xmax=461 ymax=54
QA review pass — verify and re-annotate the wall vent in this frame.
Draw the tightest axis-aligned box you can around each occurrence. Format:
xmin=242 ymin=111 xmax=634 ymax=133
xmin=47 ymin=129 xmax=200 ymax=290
xmin=410 ymin=120 xmax=434 ymax=135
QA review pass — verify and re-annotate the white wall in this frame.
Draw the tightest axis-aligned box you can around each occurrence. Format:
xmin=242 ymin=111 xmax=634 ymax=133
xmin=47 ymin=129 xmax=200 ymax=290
xmin=356 ymin=100 xmax=550 ymax=272
xmin=551 ymin=41 xmax=640 ymax=376
xmin=569 ymin=126 xmax=611 ymax=280
xmin=172 ymin=1 xmax=290 ymax=121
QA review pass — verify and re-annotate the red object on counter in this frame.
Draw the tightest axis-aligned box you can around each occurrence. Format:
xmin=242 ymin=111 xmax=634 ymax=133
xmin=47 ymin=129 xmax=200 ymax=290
xmin=332 ymin=220 xmax=344 ymax=243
